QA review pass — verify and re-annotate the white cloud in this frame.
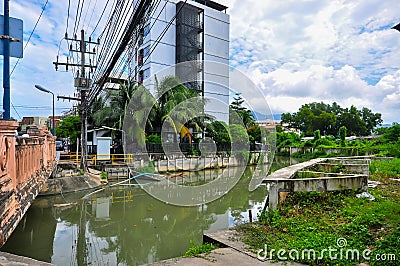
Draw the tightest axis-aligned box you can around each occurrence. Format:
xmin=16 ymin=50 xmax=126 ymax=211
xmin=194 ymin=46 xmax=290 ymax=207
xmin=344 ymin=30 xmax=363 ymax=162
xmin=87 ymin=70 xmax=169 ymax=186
xmin=223 ymin=0 xmax=400 ymax=123
xmin=0 ymin=0 xmax=399 ymax=124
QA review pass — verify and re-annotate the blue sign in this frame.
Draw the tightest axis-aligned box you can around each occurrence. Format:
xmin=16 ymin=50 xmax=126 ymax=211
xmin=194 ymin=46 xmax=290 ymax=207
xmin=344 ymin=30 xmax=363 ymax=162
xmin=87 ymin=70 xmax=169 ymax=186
xmin=0 ymin=15 xmax=23 ymax=58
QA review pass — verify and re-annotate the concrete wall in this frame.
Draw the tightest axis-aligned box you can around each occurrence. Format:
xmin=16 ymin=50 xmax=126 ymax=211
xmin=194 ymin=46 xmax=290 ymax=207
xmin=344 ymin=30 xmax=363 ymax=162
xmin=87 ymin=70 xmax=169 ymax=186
xmin=0 ymin=121 xmax=56 ymax=247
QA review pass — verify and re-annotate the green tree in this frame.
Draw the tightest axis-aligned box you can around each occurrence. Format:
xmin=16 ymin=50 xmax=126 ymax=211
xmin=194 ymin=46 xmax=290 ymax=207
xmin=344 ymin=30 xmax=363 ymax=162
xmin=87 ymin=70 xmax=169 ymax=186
xmin=247 ymin=124 xmax=262 ymax=147
xmin=281 ymin=102 xmax=381 ymax=136
xmin=230 ymin=93 xmax=255 ymax=128
xmin=339 ymin=126 xmax=347 ymax=146
xmin=206 ymin=121 xmax=230 ymax=147
xmin=55 ymin=116 xmax=81 ymax=144
xmin=124 ymin=84 xmax=157 ymax=146
xmin=314 ymin=130 xmax=321 ymax=141
xmin=91 ymin=80 xmax=138 ymax=130
xmin=361 ymin=107 xmax=383 ymax=135
xmin=383 ymin=123 xmax=400 ymax=142
xmin=152 ymin=76 xmax=203 ymax=138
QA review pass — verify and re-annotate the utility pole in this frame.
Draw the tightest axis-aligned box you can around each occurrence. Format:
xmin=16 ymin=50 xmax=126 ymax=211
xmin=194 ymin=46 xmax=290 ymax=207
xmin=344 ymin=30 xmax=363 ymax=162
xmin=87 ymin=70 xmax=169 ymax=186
xmin=53 ymin=29 xmax=98 ymax=172
xmin=2 ymin=0 xmax=10 ymax=120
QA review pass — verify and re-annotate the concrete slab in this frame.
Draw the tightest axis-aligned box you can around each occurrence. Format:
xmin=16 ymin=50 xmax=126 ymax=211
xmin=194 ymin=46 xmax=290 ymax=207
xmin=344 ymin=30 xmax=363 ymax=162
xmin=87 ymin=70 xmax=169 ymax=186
xmin=144 ymin=247 xmax=303 ymax=266
xmin=262 ymin=158 xmax=327 ymax=181
xmin=0 ymin=252 xmax=54 ymax=266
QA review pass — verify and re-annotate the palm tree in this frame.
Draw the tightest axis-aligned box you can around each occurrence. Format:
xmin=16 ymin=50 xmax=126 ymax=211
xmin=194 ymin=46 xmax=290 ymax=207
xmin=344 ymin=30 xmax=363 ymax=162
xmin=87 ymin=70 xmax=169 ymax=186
xmin=123 ymin=84 xmax=157 ymax=146
xmin=91 ymin=80 xmax=138 ymax=130
xmin=152 ymin=76 xmax=204 ymax=140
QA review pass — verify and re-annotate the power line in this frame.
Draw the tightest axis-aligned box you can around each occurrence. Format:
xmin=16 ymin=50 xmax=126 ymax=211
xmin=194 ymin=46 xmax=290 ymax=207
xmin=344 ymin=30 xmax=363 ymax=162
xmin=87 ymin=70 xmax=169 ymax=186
xmin=86 ymin=0 xmax=99 ymax=33
xmin=66 ymin=0 xmax=71 ymax=34
xmin=82 ymin=0 xmax=93 ymax=31
xmin=10 ymin=0 xmax=49 ymax=77
xmin=11 ymin=102 xmax=22 ymax=120
xmin=88 ymin=0 xmax=150 ymax=103
xmin=90 ymin=0 xmax=117 ymax=37
xmin=141 ymin=0 xmax=188 ymax=68
xmin=73 ymin=0 xmax=83 ymax=36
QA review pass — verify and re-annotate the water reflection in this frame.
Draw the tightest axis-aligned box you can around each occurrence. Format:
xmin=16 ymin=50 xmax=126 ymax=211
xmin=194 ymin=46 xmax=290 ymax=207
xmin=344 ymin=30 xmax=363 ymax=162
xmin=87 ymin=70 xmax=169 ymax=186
xmin=1 ymin=156 xmax=301 ymax=265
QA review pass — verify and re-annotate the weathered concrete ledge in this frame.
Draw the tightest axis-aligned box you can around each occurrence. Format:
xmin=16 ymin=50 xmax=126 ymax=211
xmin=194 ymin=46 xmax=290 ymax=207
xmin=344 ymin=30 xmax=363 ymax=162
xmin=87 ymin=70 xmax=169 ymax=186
xmin=0 ymin=251 xmax=54 ymax=266
xmin=263 ymin=158 xmax=327 ymax=180
xmin=262 ymin=156 xmax=374 ymax=210
xmin=39 ymin=174 xmax=102 ymax=196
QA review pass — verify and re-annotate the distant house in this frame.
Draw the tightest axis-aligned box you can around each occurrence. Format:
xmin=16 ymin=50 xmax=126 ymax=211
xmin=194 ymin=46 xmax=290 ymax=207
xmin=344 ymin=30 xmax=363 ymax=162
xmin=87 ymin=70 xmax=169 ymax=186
xmin=48 ymin=115 xmax=62 ymax=129
xmin=256 ymin=120 xmax=277 ymax=134
xmin=20 ymin=116 xmax=50 ymax=132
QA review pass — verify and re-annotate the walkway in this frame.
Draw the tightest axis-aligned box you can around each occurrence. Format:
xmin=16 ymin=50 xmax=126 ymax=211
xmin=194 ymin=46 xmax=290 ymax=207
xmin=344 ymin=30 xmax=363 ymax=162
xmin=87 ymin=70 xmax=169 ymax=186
xmin=145 ymin=229 xmax=305 ymax=266
xmin=0 ymin=252 xmax=54 ymax=266
xmin=145 ymin=247 xmax=303 ymax=265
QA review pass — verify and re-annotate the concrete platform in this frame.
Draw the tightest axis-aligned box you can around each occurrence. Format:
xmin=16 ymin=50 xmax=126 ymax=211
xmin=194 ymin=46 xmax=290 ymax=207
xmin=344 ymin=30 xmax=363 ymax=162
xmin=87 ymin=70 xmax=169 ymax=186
xmin=0 ymin=252 xmax=53 ymax=266
xmin=145 ymin=229 xmax=305 ymax=266
xmin=144 ymin=247 xmax=303 ymax=266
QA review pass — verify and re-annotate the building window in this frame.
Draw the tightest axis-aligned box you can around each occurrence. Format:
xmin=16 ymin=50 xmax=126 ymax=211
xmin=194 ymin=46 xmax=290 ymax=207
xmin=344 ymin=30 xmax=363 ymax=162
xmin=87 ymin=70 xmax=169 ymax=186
xmin=143 ymin=23 xmax=150 ymax=37
xmin=138 ymin=70 xmax=144 ymax=83
xmin=143 ymin=68 xmax=150 ymax=79
xmin=138 ymin=49 xmax=144 ymax=66
xmin=143 ymin=45 xmax=150 ymax=57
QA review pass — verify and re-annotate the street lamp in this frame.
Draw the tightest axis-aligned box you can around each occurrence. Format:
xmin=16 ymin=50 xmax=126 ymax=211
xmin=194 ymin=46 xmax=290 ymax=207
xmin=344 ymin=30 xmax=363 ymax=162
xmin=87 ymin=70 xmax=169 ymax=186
xmin=34 ymin=85 xmax=55 ymax=135
xmin=392 ymin=23 xmax=400 ymax=32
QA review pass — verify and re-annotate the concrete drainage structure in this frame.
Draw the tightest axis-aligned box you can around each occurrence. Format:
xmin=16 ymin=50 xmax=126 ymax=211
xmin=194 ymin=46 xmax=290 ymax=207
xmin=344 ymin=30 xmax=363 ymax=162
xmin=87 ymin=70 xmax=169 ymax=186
xmin=262 ymin=156 xmax=389 ymax=211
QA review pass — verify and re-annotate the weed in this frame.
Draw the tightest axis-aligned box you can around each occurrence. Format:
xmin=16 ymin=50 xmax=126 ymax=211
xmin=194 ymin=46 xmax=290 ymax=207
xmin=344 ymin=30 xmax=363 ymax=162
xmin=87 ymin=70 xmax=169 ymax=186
xmin=183 ymin=241 xmax=219 ymax=257
xmin=237 ymin=163 xmax=400 ymax=265
xmin=101 ymin=171 xmax=108 ymax=179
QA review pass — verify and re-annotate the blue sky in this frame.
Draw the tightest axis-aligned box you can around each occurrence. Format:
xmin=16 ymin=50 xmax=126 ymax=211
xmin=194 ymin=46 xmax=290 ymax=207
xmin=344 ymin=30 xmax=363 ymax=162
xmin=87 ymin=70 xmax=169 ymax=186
xmin=1 ymin=0 xmax=400 ymax=123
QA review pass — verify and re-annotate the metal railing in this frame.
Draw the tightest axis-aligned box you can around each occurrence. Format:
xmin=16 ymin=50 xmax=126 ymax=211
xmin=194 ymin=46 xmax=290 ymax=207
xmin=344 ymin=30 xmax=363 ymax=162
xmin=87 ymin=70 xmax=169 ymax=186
xmin=59 ymin=153 xmax=134 ymax=165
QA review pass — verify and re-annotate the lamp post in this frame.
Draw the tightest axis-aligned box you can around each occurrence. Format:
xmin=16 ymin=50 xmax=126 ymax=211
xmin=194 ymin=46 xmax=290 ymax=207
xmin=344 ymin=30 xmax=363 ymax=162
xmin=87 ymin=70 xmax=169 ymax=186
xmin=34 ymin=85 xmax=55 ymax=135
xmin=392 ymin=23 xmax=400 ymax=32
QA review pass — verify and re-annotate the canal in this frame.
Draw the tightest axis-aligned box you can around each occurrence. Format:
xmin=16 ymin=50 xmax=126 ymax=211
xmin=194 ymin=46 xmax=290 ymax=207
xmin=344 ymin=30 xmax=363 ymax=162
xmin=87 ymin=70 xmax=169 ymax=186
xmin=1 ymin=156 xmax=301 ymax=265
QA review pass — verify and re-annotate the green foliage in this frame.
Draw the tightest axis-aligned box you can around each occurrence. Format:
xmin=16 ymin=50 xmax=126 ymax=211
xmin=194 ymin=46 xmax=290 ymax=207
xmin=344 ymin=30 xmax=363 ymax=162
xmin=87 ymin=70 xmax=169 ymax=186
xmin=294 ymin=171 xmax=319 ymax=179
xmin=370 ymin=228 xmax=400 ymax=266
xmin=313 ymin=130 xmax=321 ymax=141
xmin=237 ymin=159 xmax=400 ymax=265
xmin=206 ymin=121 xmax=230 ymax=146
xmin=276 ymin=132 xmax=301 ymax=148
xmin=91 ymin=80 xmax=139 ymax=130
xmin=314 ymin=136 xmax=336 ymax=147
xmin=153 ymin=76 xmax=203 ymax=136
xmin=135 ymin=161 xmax=155 ymax=173
xmin=369 ymin=158 xmax=400 ymax=177
xmin=145 ymin=134 xmax=161 ymax=144
xmin=184 ymin=241 xmax=219 ymax=257
xmin=339 ymin=126 xmax=347 ymax=147
xmin=229 ymin=124 xmax=249 ymax=147
xmin=229 ymin=93 xmax=256 ymax=128
xmin=55 ymin=116 xmax=81 ymax=143
xmin=383 ymin=122 xmax=400 ymax=142
xmin=247 ymin=124 xmax=261 ymax=145
xmin=281 ymin=101 xmax=382 ymax=136
xmin=101 ymin=171 xmax=108 ymax=180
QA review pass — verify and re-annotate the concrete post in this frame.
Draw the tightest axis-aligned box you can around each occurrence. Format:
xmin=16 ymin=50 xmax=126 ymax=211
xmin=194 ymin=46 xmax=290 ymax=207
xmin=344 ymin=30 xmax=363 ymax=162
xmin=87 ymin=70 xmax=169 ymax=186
xmin=268 ymin=181 xmax=279 ymax=211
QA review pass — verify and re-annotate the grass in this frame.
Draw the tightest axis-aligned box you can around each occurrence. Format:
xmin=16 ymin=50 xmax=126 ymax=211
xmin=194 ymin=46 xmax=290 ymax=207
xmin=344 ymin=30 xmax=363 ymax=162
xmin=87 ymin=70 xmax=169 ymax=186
xmin=183 ymin=241 xmax=220 ymax=257
xmin=236 ymin=159 xmax=400 ymax=266
xmin=101 ymin=171 xmax=108 ymax=179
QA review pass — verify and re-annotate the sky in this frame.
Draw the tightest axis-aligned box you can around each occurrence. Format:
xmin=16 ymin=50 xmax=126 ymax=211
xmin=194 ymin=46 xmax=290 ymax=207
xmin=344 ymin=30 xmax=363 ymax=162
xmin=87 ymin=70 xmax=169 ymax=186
xmin=0 ymin=0 xmax=400 ymax=123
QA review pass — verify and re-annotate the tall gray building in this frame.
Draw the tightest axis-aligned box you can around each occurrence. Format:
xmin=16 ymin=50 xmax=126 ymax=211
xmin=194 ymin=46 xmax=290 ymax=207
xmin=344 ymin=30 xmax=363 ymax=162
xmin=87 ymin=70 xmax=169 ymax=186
xmin=133 ymin=0 xmax=230 ymax=122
